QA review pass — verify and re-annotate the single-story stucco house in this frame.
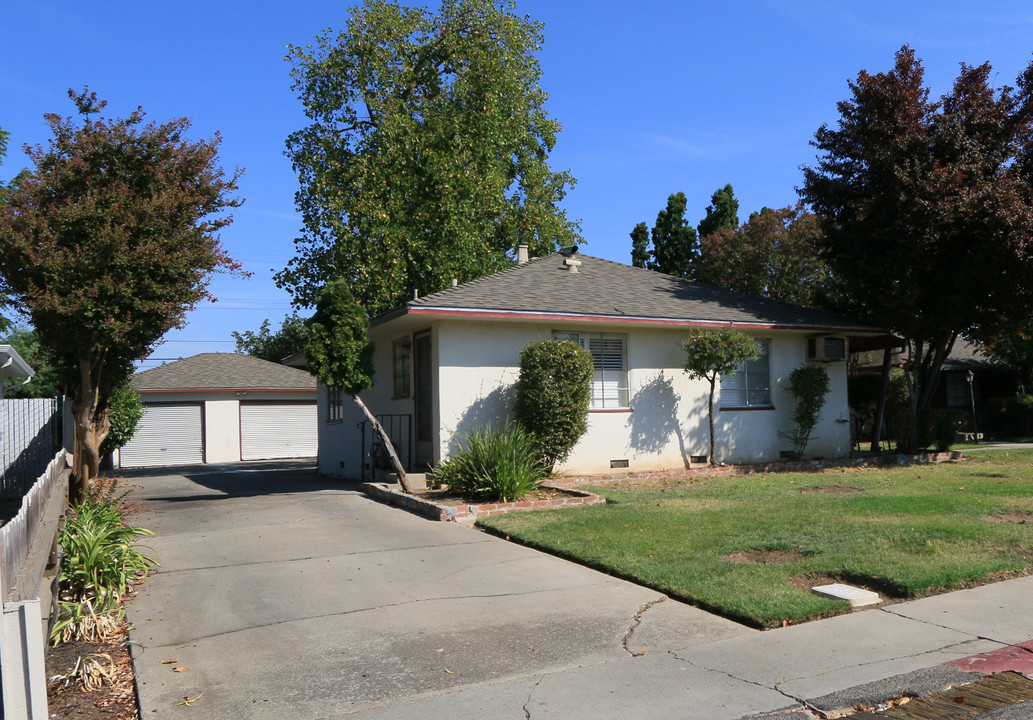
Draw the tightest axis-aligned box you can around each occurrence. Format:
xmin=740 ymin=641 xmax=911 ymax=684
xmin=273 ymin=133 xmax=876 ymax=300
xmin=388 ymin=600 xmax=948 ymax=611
xmin=117 ymin=353 xmax=317 ymax=468
xmin=318 ymin=249 xmax=892 ymax=480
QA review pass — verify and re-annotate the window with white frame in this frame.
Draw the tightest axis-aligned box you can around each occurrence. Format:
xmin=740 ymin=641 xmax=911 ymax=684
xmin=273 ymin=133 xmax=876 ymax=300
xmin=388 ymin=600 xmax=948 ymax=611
xmin=327 ymin=386 xmax=344 ymax=423
xmin=720 ymin=339 xmax=771 ymax=408
xmin=553 ymin=331 xmax=629 ymax=409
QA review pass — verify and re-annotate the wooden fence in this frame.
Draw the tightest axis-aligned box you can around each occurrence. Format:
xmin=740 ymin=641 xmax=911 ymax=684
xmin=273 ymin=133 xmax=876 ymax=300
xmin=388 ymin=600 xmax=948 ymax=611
xmin=0 ymin=450 xmax=68 ymax=602
xmin=0 ymin=449 xmax=69 ymax=720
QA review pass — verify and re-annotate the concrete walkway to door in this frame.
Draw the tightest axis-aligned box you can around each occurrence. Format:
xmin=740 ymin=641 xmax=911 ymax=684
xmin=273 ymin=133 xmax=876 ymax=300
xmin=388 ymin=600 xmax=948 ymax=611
xmin=123 ymin=461 xmax=1033 ymax=719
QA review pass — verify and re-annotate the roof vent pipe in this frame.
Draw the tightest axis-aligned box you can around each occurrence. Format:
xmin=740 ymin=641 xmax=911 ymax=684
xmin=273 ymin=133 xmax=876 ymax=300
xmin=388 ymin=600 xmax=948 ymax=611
xmin=451 ymin=278 xmax=458 ymax=287
xmin=517 ymin=244 xmax=529 ymax=264
xmin=565 ymin=257 xmax=582 ymax=273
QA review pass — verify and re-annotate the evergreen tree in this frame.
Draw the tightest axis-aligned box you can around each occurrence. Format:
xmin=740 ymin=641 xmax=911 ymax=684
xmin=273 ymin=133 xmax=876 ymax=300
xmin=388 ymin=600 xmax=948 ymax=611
xmin=697 ymin=183 xmax=739 ymax=239
xmin=647 ymin=192 xmax=697 ymax=278
xmin=629 ymin=222 xmax=650 ymax=268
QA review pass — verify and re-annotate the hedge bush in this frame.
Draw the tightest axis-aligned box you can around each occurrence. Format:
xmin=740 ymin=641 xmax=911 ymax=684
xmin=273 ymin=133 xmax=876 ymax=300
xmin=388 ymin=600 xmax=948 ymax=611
xmin=514 ymin=339 xmax=593 ymax=471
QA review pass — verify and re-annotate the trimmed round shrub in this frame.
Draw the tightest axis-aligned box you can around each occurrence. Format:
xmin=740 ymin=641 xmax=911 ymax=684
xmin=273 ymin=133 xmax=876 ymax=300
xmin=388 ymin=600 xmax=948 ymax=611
xmin=514 ymin=339 xmax=593 ymax=472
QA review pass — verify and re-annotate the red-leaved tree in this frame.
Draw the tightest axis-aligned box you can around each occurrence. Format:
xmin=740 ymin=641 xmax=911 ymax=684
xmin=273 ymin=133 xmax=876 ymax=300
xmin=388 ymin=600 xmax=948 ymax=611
xmin=0 ymin=89 xmax=243 ymax=500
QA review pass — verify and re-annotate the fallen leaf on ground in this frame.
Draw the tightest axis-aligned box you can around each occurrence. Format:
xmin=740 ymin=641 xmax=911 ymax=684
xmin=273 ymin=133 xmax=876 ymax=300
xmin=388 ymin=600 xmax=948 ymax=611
xmin=162 ymin=658 xmax=178 ymax=664
xmin=175 ymin=692 xmax=203 ymax=707
xmin=173 ymin=667 xmax=189 ymax=673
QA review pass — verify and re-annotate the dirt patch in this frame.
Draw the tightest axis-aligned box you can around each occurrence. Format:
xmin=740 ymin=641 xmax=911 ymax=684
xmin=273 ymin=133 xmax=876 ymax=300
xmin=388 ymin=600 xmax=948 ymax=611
xmin=412 ymin=486 xmax=565 ymax=507
xmin=983 ymin=510 xmax=1032 ymax=524
xmin=47 ymin=622 xmax=139 ymax=720
xmin=799 ymin=485 xmax=862 ymax=494
xmin=722 ymin=548 xmax=810 ymax=565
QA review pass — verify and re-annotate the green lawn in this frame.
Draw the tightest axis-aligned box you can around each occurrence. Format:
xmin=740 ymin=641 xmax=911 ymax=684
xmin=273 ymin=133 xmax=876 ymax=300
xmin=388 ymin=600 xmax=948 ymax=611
xmin=477 ymin=449 xmax=1033 ymax=628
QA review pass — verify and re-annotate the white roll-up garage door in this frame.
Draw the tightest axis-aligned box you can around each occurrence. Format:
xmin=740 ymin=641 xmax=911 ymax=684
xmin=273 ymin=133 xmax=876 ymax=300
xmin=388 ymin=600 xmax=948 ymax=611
xmin=119 ymin=404 xmax=204 ymax=468
xmin=239 ymin=402 xmax=317 ymax=460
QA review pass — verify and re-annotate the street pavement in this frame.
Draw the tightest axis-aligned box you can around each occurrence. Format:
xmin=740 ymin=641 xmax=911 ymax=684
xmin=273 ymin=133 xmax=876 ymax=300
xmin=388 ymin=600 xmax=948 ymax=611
xmin=122 ymin=461 xmax=1033 ymax=719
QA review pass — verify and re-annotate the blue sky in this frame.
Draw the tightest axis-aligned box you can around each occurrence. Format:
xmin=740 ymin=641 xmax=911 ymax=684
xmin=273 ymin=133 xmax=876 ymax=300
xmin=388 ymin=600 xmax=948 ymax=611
xmin=3 ymin=1 xmax=1032 ymax=369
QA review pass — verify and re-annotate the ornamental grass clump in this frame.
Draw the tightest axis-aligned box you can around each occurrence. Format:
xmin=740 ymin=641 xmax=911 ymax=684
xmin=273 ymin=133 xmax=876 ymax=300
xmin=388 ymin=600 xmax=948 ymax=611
xmin=431 ymin=423 xmax=547 ymax=503
xmin=51 ymin=485 xmax=156 ymax=645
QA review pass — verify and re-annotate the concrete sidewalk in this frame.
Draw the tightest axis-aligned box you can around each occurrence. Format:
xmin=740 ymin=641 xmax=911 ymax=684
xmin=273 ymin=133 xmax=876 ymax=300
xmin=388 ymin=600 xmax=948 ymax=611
xmin=123 ymin=462 xmax=1033 ymax=719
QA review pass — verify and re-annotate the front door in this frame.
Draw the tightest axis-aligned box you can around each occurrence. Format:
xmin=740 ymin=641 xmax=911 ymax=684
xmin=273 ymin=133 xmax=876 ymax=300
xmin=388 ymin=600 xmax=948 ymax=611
xmin=413 ymin=332 xmax=434 ymax=467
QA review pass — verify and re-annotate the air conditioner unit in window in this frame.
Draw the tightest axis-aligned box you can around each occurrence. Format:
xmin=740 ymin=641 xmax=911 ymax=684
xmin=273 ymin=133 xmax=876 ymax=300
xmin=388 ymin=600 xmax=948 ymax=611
xmin=807 ymin=336 xmax=847 ymax=363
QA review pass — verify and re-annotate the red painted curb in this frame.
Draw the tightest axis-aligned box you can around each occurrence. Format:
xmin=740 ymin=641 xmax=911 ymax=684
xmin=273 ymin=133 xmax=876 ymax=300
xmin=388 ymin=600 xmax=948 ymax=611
xmin=946 ymin=640 xmax=1033 ymax=677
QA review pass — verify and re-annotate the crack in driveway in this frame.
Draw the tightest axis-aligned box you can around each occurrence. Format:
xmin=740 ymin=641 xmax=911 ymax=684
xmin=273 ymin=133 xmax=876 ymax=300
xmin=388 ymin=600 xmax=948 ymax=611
xmin=621 ymin=596 xmax=667 ymax=657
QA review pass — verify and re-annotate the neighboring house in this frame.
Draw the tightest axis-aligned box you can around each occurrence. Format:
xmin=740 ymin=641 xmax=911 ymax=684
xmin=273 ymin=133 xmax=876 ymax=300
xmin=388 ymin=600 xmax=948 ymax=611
xmin=853 ymin=339 xmax=1018 ymax=435
xmin=319 ymin=250 xmax=890 ymax=480
xmin=931 ymin=340 xmax=1015 ymax=415
xmin=117 ymin=353 xmax=317 ymax=468
xmin=0 ymin=344 xmax=34 ymax=399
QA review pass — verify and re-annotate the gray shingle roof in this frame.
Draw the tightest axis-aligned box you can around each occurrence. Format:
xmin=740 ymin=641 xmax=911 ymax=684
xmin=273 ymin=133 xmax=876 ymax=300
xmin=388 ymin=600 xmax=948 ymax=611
xmin=397 ymin=253 xmax=882 ymax=332
xmin=131 ymin=353 xmax=316 ymax=392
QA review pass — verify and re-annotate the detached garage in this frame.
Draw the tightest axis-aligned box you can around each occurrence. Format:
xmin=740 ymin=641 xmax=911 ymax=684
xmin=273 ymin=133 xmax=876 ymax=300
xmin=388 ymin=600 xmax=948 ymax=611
xmin=117 ymin=353 xmax=317 ymax=469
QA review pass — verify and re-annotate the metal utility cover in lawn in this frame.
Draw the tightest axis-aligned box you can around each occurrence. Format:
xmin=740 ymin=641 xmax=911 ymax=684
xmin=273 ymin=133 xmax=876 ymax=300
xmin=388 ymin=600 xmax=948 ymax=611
xmin=812 ymin=583 xmax=880 ymax=607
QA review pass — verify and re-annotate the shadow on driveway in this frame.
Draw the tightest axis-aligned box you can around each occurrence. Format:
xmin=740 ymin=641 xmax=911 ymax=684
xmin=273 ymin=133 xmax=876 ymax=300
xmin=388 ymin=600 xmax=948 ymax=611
xmin=116 ymin=459 xmax=356 ymax=502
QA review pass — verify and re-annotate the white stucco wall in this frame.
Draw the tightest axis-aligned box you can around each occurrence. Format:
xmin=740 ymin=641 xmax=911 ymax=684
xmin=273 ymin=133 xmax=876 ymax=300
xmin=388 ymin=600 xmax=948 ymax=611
xmin=316 ymin=319 xmax=855 ymax=478
xmin=317 ymin=328 xmax=417 ymax=479
xmin=436 ymin=321 xmax=853 ymax=474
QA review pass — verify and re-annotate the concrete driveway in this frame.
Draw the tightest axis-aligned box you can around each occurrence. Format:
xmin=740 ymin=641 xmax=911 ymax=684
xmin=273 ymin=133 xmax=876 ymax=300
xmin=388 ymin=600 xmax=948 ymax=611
xmin=123 ymin=461 xmax=753 ymax=719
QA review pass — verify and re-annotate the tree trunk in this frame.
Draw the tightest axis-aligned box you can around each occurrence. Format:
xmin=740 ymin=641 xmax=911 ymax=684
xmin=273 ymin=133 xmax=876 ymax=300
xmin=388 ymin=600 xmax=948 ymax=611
xmin=870 ymin=347 xmax=892 ymax=452
xmin=707 ymin=377 xmax=717 ymax=466
xmin=70 ymin=358 xmax=113 ymax=504
xmin=351 ymin=393 xmax=413 ymax=494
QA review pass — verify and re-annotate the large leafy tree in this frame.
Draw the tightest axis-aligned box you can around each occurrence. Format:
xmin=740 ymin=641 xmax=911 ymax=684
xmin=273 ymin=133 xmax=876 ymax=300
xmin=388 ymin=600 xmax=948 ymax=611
xmin=232 ymin=312 xmax=310 ymax=363
xmin=800 ymin=46 xmax=1033 ymax=424
xmin=280 ymin=0 xmax=580 ymax=315
xmin=641 ymin=192 xmax=698 ymax=277
xmin=696 ymin=183 xmax=739 ymax=239
xmin=984 ymin=324 xmax=1033 ymax=394
xmin=0 ymin=89 xmax=242 ymax=500
xmin=305 ymin=279 xmax=412 ymax=493
xmin=696 ymin=202 xmax=830 ymax=309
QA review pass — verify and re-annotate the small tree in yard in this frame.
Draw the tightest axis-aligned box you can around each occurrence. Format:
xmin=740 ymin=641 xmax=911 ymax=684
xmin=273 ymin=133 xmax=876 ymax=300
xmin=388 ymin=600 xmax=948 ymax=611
xmin=514 ymin=339 xmax=593 ymax=472
xmin=305 ymin=279 xmax=413 ymax=494
xmin=780 ymin=364 xmax=831 ymax=459
xmin=682 ymin=328 xmax=760 ymax=466
xmin=99 ymin=383 xmax=144 ymax=457
xmin=0 ymin=89 xmax=242 ymax=502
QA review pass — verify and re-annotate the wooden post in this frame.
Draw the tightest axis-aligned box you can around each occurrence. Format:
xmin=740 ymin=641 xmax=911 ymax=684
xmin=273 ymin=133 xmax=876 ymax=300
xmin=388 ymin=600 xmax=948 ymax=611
xmin=351 ymin=394 xmax=413 ymax=494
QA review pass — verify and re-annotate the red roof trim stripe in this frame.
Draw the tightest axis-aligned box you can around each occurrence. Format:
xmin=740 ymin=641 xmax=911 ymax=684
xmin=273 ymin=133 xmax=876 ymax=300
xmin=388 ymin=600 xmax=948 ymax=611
xmin=137 ymin=388 xmax=316 ymax=394
xmin=402 ymin=306 xmax=880 ymax=334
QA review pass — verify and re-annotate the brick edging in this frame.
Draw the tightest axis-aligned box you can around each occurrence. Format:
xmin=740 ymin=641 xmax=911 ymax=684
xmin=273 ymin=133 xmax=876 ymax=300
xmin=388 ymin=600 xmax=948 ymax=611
xmin=358 ymin=483 xmax=606 ymax=523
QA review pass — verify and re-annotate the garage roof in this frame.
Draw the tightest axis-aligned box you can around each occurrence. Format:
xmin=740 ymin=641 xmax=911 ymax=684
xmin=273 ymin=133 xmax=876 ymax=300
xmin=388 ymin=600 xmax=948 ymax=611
xmin=132 ymin=353 xmax=316 ymax=392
